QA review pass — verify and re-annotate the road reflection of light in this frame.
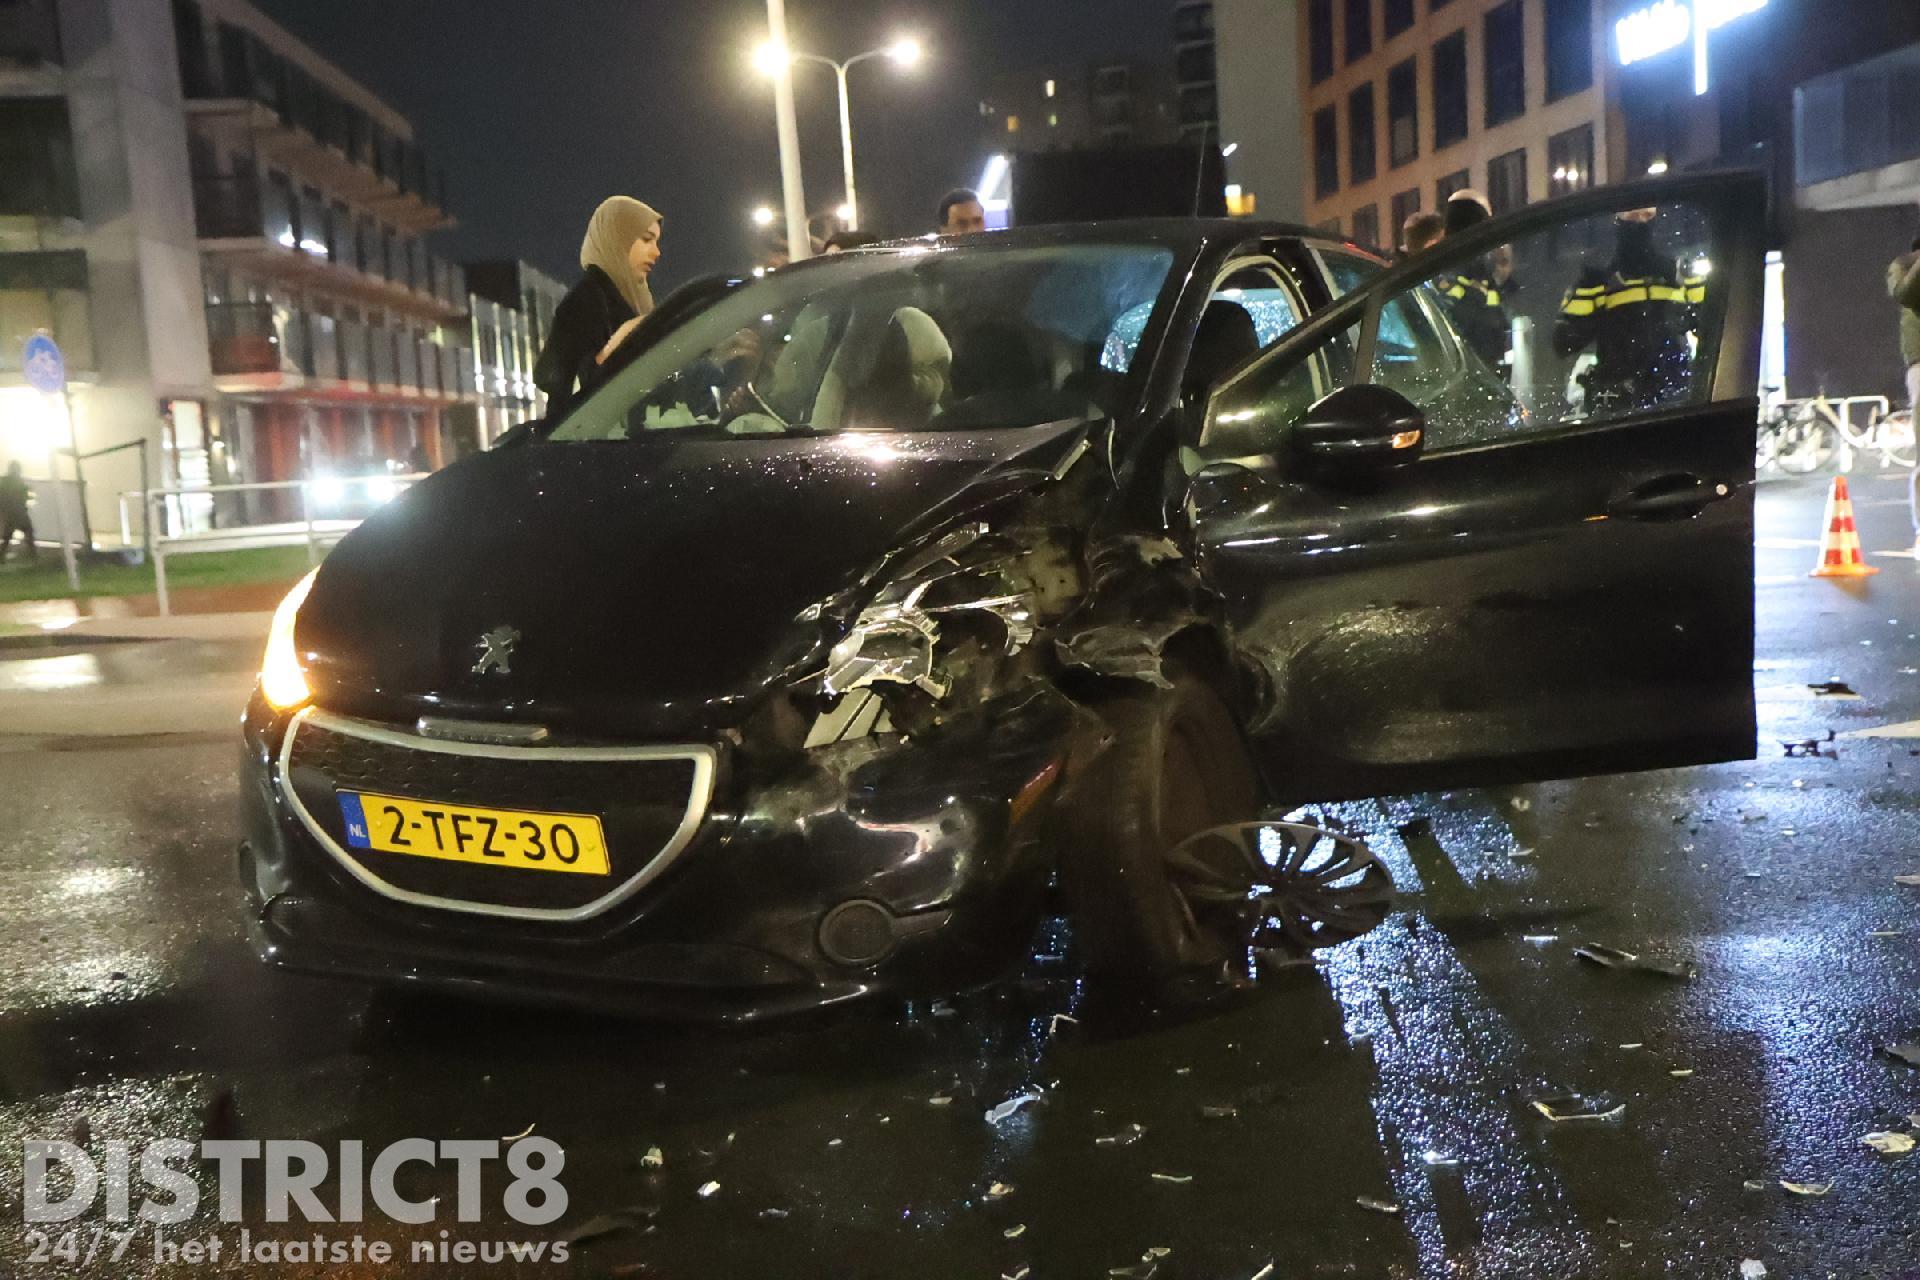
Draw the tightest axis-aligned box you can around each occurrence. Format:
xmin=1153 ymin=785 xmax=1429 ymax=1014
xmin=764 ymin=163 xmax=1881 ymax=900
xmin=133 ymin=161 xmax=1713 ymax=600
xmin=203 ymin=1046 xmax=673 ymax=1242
xmin=60 ymin=867 xmax=137 ymax=899
xmin=3 ymin=652 xmax=103 ymax=692
xmin=1304 ymin=801 xmax=1599 ymax=1276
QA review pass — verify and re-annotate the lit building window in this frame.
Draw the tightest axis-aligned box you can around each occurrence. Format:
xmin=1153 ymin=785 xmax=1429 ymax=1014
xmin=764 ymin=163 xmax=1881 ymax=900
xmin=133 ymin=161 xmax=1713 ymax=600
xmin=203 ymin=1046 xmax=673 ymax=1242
xmin=1006 ymin=115 xmax=1020 ymax=133
xmin=1045 ymin=79 xmax=1057 ymax=98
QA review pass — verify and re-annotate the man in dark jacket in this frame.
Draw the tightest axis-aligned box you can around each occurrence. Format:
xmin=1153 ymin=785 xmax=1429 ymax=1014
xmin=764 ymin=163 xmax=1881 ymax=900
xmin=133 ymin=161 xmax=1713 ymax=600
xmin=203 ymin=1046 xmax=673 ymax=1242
xmin=1892 ymin=235 xmax=1920 ymax=413
xmin=1554 ymin=208 xmax=1699 ymax=418
xmin=0 ymin=461 xmax=35 ymax=563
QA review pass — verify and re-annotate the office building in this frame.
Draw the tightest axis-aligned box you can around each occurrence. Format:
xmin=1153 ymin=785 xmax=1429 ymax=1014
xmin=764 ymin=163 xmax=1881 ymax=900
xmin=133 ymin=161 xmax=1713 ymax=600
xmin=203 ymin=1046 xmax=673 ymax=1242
xmin=1212 ymin=0 xmax=1920 ymax=398
xmin=1297 ymin=0 xmax=1612 ymax=251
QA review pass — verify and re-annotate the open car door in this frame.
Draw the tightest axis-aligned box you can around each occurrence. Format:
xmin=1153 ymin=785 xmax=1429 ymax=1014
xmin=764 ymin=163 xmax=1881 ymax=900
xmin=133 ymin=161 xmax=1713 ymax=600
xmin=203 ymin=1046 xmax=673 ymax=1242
xmin=1182 ymin=173 xmax=1766 ymax=801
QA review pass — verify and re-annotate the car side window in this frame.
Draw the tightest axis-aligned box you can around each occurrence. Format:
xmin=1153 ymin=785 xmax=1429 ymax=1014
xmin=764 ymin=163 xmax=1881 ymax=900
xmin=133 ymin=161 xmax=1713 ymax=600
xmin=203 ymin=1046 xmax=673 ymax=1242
xmin=1318 ymin=249 xmax=1384 ymax=298
xmin=1385 ymin=201 xmax=1722 ymax=446
xmin=1204 ymin=196 xmax=1734 ymax=461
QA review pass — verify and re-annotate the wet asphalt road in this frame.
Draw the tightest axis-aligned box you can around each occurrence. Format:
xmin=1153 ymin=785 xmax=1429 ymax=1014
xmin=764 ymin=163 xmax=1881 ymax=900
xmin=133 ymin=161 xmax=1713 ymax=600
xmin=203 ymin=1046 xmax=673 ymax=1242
xmin=3 ymin=473 xmax=1920 ymax=1279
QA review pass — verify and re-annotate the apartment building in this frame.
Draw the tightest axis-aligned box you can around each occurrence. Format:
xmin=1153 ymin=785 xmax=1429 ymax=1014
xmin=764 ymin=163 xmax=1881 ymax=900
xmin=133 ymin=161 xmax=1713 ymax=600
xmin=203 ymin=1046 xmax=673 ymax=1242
xmin=1300 ymin=0 xmax=1610 ymax=250
xmin=0 ymin=0 xmax=478 ymax=539
xmin=980 ymin=60 xmax=1179 ymax=153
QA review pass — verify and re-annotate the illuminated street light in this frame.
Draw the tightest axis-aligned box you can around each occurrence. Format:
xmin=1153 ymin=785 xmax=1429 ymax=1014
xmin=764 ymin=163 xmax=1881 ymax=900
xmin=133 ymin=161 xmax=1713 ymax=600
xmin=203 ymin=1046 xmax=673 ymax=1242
xmin=752 ymin=205 xmax=778 ymax=227
xmin=753 ymin=34 xmax=925 ymax=231
xmin=835 ymin=202 xmax=855 ymax=224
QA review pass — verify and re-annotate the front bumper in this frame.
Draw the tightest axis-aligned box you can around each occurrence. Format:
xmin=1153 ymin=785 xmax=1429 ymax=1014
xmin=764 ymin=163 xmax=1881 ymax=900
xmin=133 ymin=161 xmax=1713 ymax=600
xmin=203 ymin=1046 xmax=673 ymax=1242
xmin=238 ymin=687 xmax=1077 ymax=1020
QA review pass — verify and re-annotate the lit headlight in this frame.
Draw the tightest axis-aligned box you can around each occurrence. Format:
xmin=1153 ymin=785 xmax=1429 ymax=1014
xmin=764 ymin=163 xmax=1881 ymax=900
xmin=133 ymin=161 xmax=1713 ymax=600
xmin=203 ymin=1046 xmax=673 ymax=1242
xmin=260 ymin=569 xmax=319 ymax=711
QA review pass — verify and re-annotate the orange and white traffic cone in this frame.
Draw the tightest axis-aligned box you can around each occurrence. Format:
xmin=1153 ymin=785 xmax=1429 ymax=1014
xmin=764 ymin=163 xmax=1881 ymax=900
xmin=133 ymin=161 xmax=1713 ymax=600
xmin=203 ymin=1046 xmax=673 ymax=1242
xmin=1810 ymin=475 xmax=1879 ymax=578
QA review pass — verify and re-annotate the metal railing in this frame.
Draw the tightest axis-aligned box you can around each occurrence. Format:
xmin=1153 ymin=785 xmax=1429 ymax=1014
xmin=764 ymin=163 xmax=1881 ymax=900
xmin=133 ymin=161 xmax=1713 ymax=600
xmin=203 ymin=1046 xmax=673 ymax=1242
xmin=125 ymin=476 xmax=426 ymax=616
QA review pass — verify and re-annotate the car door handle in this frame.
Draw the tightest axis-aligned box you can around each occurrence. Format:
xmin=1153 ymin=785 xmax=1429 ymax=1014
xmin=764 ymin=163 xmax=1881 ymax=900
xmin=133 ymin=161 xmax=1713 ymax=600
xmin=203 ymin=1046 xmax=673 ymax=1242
xmin=1610 ymin=475 xmax=1731 ymax=520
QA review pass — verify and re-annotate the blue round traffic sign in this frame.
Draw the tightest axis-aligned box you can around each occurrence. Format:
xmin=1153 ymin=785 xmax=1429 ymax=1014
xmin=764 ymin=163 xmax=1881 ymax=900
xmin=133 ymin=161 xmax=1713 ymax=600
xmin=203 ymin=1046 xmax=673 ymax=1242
xmin=22 ymin=333 xmax=65 ymax=394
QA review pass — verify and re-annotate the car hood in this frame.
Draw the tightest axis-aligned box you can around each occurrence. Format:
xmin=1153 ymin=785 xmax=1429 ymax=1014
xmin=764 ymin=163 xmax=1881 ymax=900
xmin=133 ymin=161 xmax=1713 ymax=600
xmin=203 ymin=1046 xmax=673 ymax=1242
xmin=298 ymin=422 xmax=1093 ymax=738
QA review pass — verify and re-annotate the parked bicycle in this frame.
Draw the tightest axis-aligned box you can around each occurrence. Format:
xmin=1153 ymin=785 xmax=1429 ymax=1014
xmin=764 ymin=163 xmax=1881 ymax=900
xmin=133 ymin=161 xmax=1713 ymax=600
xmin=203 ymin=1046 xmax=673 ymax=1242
xmin=1755 ymin=393 xmax=1906 ymax=474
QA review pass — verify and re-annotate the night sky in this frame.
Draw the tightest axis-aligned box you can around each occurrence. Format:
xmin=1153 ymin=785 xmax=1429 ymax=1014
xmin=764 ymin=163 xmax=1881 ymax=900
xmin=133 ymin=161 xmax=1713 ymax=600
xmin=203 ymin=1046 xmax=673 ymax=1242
xmin=253 ymin=0 xmax=1178 ymax=292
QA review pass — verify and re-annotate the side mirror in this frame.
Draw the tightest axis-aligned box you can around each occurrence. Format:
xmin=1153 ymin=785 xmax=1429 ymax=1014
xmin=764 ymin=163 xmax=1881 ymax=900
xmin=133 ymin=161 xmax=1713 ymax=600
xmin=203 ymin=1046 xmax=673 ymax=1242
xmin=1293 ymin=384 xmax=1425 ymax=471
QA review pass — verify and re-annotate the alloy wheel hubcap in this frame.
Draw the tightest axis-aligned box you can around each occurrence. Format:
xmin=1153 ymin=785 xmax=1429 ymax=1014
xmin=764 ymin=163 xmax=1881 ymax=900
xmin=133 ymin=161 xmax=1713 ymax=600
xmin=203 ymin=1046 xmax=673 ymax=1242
xmin=1166 ymin=821 xmax=1393 ymax=953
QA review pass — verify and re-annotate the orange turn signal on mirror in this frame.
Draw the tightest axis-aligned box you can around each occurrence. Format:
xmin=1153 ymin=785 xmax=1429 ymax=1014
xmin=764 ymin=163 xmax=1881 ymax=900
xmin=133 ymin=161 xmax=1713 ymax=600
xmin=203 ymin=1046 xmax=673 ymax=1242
xmin=1390 ymin=429 xmax=1423 ymax=450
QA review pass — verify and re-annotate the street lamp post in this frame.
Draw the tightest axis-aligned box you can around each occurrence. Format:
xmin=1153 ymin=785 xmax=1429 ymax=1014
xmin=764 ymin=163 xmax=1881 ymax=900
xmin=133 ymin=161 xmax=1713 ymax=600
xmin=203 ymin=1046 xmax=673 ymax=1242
xmin=763 ymin=0 xmax=810 ymax=263
xmin=756 ymin=37 xmax=921 ymax=235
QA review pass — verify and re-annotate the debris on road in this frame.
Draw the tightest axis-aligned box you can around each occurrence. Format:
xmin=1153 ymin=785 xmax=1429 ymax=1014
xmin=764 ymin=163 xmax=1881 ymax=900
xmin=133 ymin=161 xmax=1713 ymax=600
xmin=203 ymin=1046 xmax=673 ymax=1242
xmin=1781 ymin=730 xmax=1836 ymax=758
xmin=1107 ymin=1246 xmax=1173 ymax=1278
xmin=758 ymin=1208 xmax=789 ymax=1221
xmin=1096 ymin=1123 xmax=1146 ymax=1147
xmin=1510 ymin=796 xmax=1532 ymax=812
xmin=1356 ymin=1196 xmax=1401 ymax=1215
xmin=1620 ymin=1043 xmax=1646 ymax=1051
xmin=1248 ymin=1265 xmax=1276 ymax=1280
xmin=1532 ymin=1094 xmax=1627 ymax=1123
xmin=502 ymin=1122 xmax=535 ymax=1142
xmin=1894 ymin=874 xmax=1920 ymax=887
xmin=1740 ymin=1261 xmax=1767 ymax=1279
xmin=1004 ymin=1224 xmax=1027 ymax=1239
xmin=1779 ymin=1180 xmax=1832 ymax=1197
xmin=639 ymin=1146 xmax=664 ymax=1169
xmin=1669 ymin=1069 xmax=1696 ymax=1079
xmin=696 ymin=1181 xmax=721 ymax=1199
xmin=1421 ymin=1151 xmax=1461 ymax=1167
xmin=1860 ymin=1131 xmax=1916 ymax=1156
xmin=1004 ymin=1267 xmax=1031 ymax=1280
xmin=1743 ymin=1180 xmax=1769 ymax=1193
xmin=1199 ymin=1104 xmax=1238 ymax=1120
xmin=1885 ymin=1042 xmax=1920 ymax=1068
xmin=1573 ymin=943 xmax=1695 ymax=979
xmin=985 ymin=1182 xmax=1016 ymax=1201
xmin=986 ymin=1091 xmax=1043 ymax=1125
xmin=1808 ymin=680 xmax=1860 ymax=698
xmin=1150 ymin=1172 xmax=1194 ymax=1185
xmin=1049 ymin=1013 xmax=1079 ymax=1035
xmin=928 ymin=1094 xmax=954 ymax=1107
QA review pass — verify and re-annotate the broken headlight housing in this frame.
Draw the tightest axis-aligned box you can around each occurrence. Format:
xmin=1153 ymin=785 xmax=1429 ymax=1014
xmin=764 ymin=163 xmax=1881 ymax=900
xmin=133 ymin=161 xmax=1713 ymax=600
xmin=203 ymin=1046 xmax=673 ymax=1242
xmin=801 ymin=524 xmax=1072 ymax=746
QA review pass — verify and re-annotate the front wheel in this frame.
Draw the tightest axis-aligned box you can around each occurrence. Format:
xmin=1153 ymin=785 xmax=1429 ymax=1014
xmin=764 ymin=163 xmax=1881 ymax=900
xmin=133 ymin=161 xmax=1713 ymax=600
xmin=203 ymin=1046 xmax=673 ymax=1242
xmin=1057 ymin=672 xmax=1392 ymax=977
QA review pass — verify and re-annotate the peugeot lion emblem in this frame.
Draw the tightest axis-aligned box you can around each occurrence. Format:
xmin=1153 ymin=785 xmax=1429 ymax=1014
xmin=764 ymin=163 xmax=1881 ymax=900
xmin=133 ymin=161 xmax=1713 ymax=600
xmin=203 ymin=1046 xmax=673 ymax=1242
xmin=471 ymin=626 xmax=520 ymax=676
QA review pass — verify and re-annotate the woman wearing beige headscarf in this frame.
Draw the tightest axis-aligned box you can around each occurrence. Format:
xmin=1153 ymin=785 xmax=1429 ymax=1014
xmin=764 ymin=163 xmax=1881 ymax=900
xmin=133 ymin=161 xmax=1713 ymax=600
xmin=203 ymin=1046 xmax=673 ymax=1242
xmin=533 ymin=196 xmax=662 ymax=419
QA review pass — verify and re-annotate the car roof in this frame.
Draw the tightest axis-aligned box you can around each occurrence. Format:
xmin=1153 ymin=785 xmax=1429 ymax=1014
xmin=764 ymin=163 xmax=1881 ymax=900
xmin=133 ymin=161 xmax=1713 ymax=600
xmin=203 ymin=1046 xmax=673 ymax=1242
xmin=795 ymin=218 xmax=1358 ymax=264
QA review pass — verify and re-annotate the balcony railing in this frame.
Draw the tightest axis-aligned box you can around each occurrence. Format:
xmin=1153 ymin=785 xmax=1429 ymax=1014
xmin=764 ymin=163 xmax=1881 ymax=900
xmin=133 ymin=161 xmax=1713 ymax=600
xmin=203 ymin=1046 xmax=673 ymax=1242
xmin=174 ymin=0 xmax=450 ymax=218
xmin=206 ymin=302 xmax=285 ymax=375
xmin=339 ymin=319 xmax=371 ymax=383
xmin=1796 ymin=46 xmax=1920 ymax=187
xmin=193 ymin=178 xmax=466 ymax=313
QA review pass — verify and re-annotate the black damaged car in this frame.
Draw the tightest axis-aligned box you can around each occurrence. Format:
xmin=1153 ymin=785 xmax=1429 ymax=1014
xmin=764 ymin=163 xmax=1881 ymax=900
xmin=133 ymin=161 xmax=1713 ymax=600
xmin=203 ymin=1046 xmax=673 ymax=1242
xmin=240 ymin=175 xmax=1765 ymax=1017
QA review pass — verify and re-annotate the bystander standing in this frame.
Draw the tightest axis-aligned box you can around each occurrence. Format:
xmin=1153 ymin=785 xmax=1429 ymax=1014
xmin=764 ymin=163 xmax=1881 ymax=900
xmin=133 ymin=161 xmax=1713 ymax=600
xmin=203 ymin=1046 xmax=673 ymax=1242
xmin=0 ymin=461 xmax=35 ymax=565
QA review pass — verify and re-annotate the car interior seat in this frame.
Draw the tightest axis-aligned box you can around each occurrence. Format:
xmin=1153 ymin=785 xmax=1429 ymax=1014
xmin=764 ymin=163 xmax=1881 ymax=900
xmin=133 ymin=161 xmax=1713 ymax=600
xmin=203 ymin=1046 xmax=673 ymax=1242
xmin=1184 ymin=299 xmax=1262 ymax=402
xmin=841 ymin=307 xmax=953 ymax=430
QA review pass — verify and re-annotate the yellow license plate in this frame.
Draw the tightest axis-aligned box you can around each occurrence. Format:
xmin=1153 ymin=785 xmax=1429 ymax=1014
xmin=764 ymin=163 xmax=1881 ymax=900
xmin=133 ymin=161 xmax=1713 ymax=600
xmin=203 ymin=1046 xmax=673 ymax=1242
xmin=338 ymin=791 xmax=611 ymax=876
